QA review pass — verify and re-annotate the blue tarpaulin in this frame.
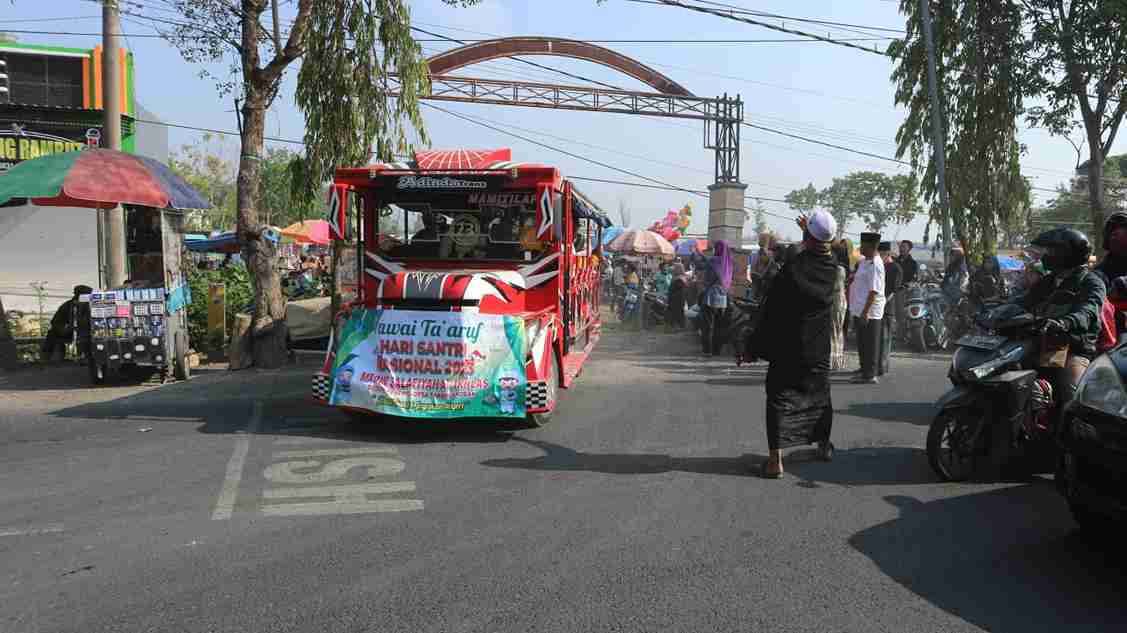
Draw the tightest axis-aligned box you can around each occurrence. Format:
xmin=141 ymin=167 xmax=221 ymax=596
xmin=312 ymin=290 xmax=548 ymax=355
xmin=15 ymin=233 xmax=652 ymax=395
xmin=185 ymin=231 xmax=239 ymax=254
xmin=997 ymin=255 xmax=1023 ymax=271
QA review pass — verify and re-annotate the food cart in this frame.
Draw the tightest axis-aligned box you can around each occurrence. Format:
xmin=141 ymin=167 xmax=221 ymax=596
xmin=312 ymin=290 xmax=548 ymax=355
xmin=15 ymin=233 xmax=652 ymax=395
xmin=85 ymin=205 xmax=192 ymax=383
xmin=0 ymin=148 xmax=210 ymax=384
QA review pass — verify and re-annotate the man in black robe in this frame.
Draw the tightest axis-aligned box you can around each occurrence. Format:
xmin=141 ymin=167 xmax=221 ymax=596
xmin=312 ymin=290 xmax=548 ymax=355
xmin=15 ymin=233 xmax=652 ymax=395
xmin=752 ymin=211 xmax=839 ymax=478
xmin=878 ymin=242 xmax=902 ymax=376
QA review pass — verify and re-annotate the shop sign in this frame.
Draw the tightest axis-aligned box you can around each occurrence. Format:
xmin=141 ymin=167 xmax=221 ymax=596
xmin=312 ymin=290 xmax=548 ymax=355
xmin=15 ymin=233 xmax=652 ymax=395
xmin=328 ymin=308 xmax=527 ymax=419
xmin=0 ymin=127 xmax=100 ymax=172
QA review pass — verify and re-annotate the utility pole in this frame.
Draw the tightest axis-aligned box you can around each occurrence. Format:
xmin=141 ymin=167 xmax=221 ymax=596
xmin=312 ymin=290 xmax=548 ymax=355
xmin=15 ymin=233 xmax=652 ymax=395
xmin=103 ymin=0 xmax=127 ymax=287
xmin=919 ymin=0 xmax=951 ymax=266
xmin=271 ymin=0 xmax=282 ymax=55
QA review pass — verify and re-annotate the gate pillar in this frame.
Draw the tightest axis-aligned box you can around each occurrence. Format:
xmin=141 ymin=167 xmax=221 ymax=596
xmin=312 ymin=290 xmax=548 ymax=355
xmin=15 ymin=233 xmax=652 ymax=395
xmin=707 ymin=181 xmax=747 ymax=246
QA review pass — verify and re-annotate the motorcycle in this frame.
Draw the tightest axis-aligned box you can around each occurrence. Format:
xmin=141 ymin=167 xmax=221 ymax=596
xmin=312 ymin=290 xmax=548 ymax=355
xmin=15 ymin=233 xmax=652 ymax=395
xmin=926 ymin=304 xmax=1058 ymax=482
xmin=1056 ymin=300 xmax=1127 ymax=534
xmin=730 ymin=295 xmax=763 ymax=366
xmin=642 ymin=287 xmax=668 ymax=329
xmin=618 ymin=285 xmax=640 ymax=323
xmin=903 ymin=281 xmax=950 ymax=352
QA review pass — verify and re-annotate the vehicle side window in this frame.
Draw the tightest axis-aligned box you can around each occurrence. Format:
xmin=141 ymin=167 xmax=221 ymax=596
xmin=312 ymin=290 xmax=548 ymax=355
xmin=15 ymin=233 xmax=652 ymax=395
xmin=574 ymin=218 xmax=590 ymax=254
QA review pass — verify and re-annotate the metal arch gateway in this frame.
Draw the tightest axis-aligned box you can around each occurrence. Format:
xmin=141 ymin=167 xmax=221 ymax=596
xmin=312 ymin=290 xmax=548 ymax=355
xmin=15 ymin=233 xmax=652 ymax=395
xmin=398 ymin=36 xmax=748 ymax=244
xmin=426 ymin=37 xmax=695 ymax=97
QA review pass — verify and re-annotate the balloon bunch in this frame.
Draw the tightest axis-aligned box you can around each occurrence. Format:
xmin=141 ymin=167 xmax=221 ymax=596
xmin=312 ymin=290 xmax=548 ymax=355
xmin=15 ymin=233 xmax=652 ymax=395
xmin=648 ymin=204 xmax=692 ymax=242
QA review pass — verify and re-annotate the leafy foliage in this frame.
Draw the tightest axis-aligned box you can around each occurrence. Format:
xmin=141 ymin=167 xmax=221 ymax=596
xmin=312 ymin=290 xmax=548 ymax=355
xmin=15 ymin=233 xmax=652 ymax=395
xmin=186 ymin=264 xmax=253 ymax=352
xmin=168 ymin=134 xmax=237 ymax=231
xmin=785 ymin=172 xmax=922 ymax=238
xmin=889 ymin=0 xmax=1031 ymax=262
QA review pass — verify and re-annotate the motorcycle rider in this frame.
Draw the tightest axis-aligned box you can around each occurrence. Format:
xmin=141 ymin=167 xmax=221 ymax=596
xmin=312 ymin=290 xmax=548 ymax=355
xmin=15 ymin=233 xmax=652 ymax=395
xmin=1011 ymin=228 xmax=1106 ymax=410
xmin=1094 ymin=211 xmax=1127 ymax=294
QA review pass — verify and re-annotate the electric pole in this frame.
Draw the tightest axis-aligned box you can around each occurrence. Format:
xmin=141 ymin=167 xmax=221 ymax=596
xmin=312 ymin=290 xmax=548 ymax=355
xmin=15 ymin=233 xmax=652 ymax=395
xmin=103 ymin=0 xmax=127 ymax=287
xmin=919 ymin=0 xmax=952 ymax=265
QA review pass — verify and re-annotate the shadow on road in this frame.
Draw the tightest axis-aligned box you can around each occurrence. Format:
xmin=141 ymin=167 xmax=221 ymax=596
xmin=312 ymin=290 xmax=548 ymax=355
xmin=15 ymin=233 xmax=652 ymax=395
xmin=482 ymin=437 xmax=757 ymax=476
xmin=837 ymin=401 xmax=936 ymax=426
xmin=850 ymin=487 xmax=1127 ymax=631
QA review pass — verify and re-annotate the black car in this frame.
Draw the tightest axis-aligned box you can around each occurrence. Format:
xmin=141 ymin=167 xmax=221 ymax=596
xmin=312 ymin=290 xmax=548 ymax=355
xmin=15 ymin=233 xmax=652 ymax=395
xmin=1057 ymin=345 xmax=1127 ymax=533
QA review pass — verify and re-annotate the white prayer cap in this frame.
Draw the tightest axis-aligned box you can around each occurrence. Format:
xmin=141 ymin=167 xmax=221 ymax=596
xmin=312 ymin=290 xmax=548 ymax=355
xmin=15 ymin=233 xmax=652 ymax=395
xmin=807 ymin=210 xmax=837 ymax=242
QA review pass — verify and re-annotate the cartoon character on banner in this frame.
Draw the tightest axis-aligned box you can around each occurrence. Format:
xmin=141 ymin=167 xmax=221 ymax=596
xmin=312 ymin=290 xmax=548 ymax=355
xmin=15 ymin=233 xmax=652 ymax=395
xmin=492 ymin=368 xmax=523 ymax=414
xmin=334 ymin=355 xmax=357 ymax=402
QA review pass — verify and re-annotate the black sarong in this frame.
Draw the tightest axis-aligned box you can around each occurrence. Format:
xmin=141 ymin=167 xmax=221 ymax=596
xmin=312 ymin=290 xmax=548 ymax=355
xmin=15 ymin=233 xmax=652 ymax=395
xmin=766 ymin=361 xmax=833 ymax=450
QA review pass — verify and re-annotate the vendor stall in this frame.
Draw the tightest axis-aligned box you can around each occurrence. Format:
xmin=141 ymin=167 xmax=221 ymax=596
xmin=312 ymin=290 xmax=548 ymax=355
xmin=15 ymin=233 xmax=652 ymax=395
xmin=0 ymin=148 xmax=209 ymax=384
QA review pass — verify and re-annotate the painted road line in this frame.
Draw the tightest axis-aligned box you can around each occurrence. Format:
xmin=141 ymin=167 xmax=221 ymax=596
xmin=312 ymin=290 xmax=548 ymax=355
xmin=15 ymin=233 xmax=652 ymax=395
xmin=261 ymin=499 xmax=424 ymax=517
xmin=211 ymin=401 xmax=262 ymax=520
xmin=263 ymin=481 xmax=417 ymax=499
xmin=271 ymin=436 xmax=351 ymax=445
xmin=263 ymin=456 xmax=406 ymax=484
xmin=273 ymin=446 xmax=400 ymax=459
xmin=0 ymin=524 xmax=63 ymax=537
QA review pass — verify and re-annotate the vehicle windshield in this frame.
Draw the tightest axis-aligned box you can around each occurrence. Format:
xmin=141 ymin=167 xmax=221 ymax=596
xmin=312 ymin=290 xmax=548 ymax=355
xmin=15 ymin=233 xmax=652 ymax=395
xmin=374 ymin=193 xmax=547 ymax=262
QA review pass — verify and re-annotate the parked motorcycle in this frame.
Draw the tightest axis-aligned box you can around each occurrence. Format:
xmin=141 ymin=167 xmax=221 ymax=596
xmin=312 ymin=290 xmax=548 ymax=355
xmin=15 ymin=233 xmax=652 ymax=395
xmin=1056 ymin=301 xmax=1127 ymax=534
xmin=730 ymin=295 xmax=763 ymax=366
xmin=926 ymin=304 xmax=1058 ymax=482
xmin=903 ymin=282 xmax=950 ymax=352
xmin=642 ymin=288 xmax=667 ymax=329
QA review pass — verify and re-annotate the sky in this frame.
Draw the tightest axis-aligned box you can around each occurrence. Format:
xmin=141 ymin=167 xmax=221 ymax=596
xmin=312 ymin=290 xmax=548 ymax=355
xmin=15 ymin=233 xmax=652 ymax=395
xmin=3 ymin=0 xmax=1119 ymax=243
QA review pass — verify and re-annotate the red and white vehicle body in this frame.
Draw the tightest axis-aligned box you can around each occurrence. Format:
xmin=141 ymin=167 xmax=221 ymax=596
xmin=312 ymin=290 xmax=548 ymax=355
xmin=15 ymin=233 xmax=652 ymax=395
xmin=312 ymin=149 xmax=609 ymax=421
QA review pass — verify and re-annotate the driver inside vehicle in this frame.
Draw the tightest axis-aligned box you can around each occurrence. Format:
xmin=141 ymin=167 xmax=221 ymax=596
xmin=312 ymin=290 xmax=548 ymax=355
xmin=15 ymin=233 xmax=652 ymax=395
xmin=1010 ymin=228 xmax=1107 ymax=408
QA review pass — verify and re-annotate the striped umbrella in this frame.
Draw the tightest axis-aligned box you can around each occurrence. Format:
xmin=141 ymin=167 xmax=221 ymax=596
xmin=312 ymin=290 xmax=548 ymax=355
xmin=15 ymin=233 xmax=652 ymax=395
xmin=606 ymin=229 xmax=676 ymax=259
xmin=0 ymin=148 xmax=210 ymax=210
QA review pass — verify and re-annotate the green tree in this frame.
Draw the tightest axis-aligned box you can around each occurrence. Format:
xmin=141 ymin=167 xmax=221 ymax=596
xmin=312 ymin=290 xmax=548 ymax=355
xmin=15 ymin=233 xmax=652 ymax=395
xmin=259 ymin=146 xmax=321 ymax=228
xmin=751 ymin=199 xmax=769 ymax=236
xmin=156 ymin=0 xmax=476 ymax=367
xmin=889 ymin=0 xmax=1031 ymax=262
xmin=167 ymin=134 xmax=237 ymax=231
xmin=784 ymin=183 xmax=820 ymax=214
xmin=815 ymin=171 xmax=922 ymax=237
xmin=1025 ymin=1 xmax=1127 ymax=248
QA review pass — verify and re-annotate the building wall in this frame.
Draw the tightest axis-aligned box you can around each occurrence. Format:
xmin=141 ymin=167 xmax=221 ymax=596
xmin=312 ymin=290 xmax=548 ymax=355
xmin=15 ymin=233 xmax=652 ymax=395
xmin=0 ymin=101 xmax=168 ymax=313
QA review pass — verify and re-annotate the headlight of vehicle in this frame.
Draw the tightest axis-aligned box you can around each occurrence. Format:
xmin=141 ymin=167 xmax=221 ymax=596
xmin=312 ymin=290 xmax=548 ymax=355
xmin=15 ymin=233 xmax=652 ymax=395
xmin=1075 ymin=354 xmax=1127 ymax=417
xmin=964 ymin=345 xmax=1022 ymax=381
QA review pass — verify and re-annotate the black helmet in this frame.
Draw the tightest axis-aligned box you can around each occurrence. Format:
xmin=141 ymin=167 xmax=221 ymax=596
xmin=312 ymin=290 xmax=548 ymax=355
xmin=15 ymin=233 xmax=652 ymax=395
xmin=1031 ymin=227 xmax=1091 ymax=271
xmin=1103 ymin=211 xmax=1127 ymax=249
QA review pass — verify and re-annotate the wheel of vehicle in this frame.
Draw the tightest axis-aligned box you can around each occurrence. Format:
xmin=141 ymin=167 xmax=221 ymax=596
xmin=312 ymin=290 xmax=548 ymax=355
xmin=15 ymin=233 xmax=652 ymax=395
xmin=912 ymin=325 xmax=928 ymax=353
xmin=173 ymin=332 xmax=191 ymax=381
xmin=526 ymin=352 xmax=560 ymax=428
xmin=926 ymin=409 xmax=982 ymax=481
xmin=88 ymin=358 xmax=106 ymax=385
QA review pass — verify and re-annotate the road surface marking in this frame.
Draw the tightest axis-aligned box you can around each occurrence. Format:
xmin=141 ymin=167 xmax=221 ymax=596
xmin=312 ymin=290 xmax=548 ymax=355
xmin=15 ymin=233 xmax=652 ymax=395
xmin=263 ymin=456 xmax=406 ymax=484
xmin=257 ymin=441 xmax=423 ymax=517
xmin=263 ymin=481 xmax=416 ymax=499
xmin=273 ymin=446 xmax=399 ymax=459
xmin=211 ymin=400 xmax=262 ymax=520
xmin=0 ymin=524 xmax=63 ymax=537
xmin=260 ymin=499 xmax=423 ymax=516
xmin=271 ymin=436 xmax=350 ymax=445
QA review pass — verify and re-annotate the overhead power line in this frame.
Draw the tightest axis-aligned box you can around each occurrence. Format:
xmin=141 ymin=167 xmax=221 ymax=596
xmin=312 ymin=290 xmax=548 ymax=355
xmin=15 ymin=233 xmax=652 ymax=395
xmin=628 ymin=0 xmax=893 ymax=56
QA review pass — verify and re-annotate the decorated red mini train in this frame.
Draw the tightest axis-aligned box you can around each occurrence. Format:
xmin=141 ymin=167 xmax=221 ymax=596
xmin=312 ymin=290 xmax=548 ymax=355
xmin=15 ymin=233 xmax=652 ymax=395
xmin=312 ymin=149 xmax=610 ymax=421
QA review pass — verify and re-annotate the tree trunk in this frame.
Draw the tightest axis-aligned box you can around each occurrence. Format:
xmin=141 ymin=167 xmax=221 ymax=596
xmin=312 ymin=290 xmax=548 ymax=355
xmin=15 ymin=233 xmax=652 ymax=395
xmin=1086 ymin=143 xmax=1107 ymax=250
xmin=238 ymin=98 xmax=288 ymax=368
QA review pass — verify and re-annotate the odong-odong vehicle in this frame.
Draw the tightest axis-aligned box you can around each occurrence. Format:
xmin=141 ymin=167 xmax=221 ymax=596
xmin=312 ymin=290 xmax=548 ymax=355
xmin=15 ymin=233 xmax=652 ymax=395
xmin=1056 ymin=300 xmax=1127 ymax=534
xmin=926 ymin=304 xmax=1058 ymax=481
xmin=312 ymin=148 xmax=611 ymax=427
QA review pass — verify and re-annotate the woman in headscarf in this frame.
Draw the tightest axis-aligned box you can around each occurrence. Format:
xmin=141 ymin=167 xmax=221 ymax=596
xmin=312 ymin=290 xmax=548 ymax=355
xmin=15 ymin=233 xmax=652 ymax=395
xmin=668 ymin=262 xmax=688 ymax=329
xmin=752 ymin=211 xmax=840 ymax=478
xmin=700 ymin=240 xmax=734 ymax=355
xmin=829 ymin=240 xmax=850 ymax=370
xmin=838 ymin=237 xmax=856 ymax=341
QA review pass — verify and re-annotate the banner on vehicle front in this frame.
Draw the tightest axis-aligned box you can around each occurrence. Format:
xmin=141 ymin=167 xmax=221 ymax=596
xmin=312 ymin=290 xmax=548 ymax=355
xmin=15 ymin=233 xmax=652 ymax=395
xmin=328 ymin=308 xmax=527 ymax=419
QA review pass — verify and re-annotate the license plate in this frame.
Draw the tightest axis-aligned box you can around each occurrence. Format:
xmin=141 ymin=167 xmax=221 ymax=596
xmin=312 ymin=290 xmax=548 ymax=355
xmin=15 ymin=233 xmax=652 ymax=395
xmin=956 ymin=334 xmax=1006 ymax=350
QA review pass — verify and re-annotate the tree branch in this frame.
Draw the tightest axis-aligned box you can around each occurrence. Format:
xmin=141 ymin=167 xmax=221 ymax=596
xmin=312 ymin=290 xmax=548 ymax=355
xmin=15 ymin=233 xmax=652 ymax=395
xmin=260 ymin=0 xmax=313 ymax=85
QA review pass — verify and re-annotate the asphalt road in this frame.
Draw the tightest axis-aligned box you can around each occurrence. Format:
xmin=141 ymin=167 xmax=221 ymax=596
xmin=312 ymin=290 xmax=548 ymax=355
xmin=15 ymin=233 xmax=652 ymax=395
xmin=2 ymin=330 xmax=1125 ymax=633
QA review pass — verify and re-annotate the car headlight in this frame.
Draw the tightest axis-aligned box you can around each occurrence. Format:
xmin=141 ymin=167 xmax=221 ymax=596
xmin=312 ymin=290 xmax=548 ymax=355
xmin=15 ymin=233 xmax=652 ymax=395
xmin=1075 ymin=355 xmax=1127 ymax=417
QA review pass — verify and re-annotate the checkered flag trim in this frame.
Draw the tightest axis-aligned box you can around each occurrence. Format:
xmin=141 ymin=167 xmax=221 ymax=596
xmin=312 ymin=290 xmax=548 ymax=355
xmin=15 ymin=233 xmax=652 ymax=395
xmin=312 ymin=373 xmax=331 ymax=402
xmin=527 ymin=380 xmax=551 ymax=410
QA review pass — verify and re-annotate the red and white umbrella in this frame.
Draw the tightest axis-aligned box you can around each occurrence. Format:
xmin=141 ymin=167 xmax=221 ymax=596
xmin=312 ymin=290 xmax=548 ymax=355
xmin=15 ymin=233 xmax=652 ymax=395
xmin=606 ymin=229 xmax=676 ymax=260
